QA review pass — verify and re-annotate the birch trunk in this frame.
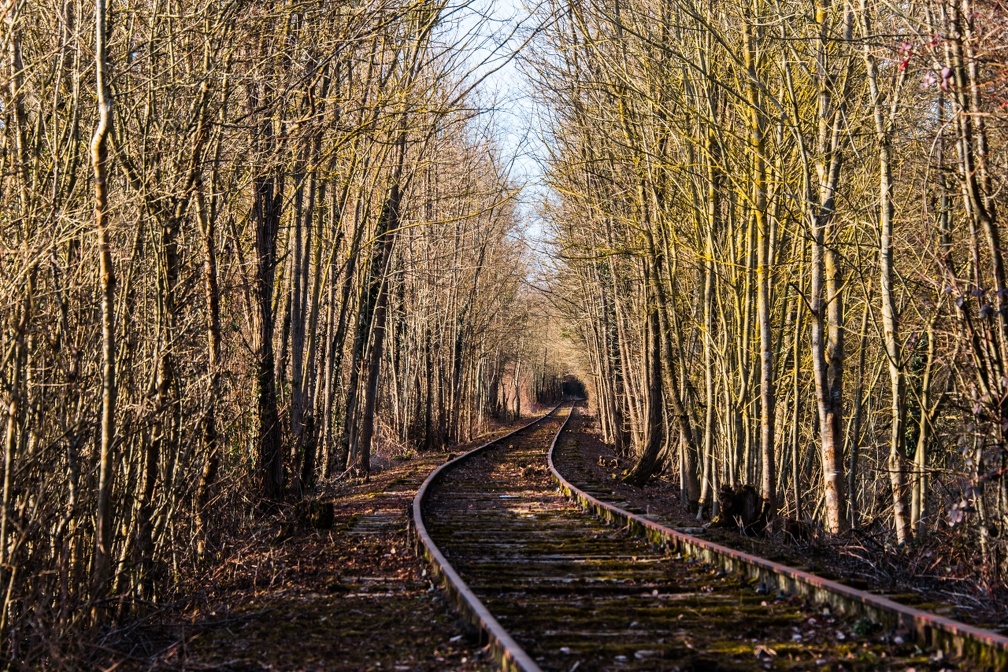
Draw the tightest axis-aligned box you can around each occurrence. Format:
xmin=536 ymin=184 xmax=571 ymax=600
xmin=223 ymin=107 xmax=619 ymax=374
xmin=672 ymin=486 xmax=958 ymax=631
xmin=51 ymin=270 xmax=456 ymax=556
xmin=860 ymin=0 xmax=910 ymax=542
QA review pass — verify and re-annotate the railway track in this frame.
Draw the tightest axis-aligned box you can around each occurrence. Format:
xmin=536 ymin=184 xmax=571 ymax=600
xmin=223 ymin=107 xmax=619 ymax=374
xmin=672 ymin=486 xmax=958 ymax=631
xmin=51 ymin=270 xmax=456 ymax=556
xmin=413 ymin=401 xmax=1007 ymax=671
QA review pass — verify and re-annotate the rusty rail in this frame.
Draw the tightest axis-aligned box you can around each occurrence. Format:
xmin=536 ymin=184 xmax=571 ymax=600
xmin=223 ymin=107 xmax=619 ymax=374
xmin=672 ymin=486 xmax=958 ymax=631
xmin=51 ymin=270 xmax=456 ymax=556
xmin=411 ymin=401 xmax=572 ymax=672
xmin=547 ymin=406 xmax=1008 ymax=669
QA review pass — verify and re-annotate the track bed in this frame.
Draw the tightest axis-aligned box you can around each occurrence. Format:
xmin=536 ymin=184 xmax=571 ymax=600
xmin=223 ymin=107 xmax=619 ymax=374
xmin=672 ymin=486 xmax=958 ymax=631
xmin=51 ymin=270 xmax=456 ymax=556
xmin=420 ymin=403 xmax=972 ymax=671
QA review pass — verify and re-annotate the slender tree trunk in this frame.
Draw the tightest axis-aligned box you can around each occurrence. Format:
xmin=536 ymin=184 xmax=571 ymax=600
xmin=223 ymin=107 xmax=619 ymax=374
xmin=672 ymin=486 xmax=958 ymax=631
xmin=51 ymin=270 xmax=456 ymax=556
xmin=1 ymin=12 xmax=27 ymax=633
xmin=600 ymin=263 xmax=628 ymax=454
xmin=911 ymin=321 xmax=936 ymax=533
xmin=195 ymin=183 xmax=221 ymax=556
xmin=745 ymin=9 xmax=775 ymax=515
xmin=249 ymin=80 xmax=285 ymax=498
xmin=698 ymin=127 xmax=720 ymax=519
xmin=624 ymin=255 xmax=664 ymax=486
xmin=790 ymin=252 xmax=806 ymax=520
xmin=91 ymin=0 xmax=118 ymax=614
xmin=653 ymin=198 xmax=701 ymax=506
xmin=288 ymin=174 xmax=307 ymax=495
xmin=847 ymin=296 xmax=870 ymax=528
xmin=341 ymin=193 xmax=379 ymax=472
xmin=1 ymin=293 xmax=26 ymax=600
xmin=355 ymin=133 xmax=407 ymax=477
xmin=948 ymin=4 xmax=1007 ymax=548
xmin=859 ymin=0 xmax=910 ymax=542
xmin=806 ymin=0 xmax=850 ymax=533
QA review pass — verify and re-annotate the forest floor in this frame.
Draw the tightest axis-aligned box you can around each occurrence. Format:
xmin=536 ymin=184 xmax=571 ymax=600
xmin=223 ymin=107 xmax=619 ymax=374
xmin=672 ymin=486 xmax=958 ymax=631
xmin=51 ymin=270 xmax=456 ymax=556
xmin=104 ymin=407 xmax=1006 ymax=672
xmin=103 ymin=423 xmax=528 ymax=672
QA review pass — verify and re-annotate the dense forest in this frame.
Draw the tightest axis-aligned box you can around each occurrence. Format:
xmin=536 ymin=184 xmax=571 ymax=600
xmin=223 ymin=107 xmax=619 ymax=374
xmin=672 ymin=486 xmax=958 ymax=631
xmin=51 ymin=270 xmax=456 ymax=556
xmin=4 ymin=0 xmax=1008 ymax=666
xmin=0 ymin=0 xmax=565 ymax=664
xmin=532 ymin=0 xmax=1007 ymax=574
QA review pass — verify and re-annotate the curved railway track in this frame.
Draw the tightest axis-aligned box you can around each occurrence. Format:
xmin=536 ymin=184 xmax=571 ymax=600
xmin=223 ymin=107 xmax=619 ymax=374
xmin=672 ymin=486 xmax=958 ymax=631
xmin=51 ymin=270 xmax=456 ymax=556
xmin=413 ymin=401 xmax=1007 ymax=671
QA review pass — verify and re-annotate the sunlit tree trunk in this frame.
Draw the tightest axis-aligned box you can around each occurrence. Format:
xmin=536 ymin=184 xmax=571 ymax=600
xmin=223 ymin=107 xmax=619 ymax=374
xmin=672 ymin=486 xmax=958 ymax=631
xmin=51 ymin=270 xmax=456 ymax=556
xmin=744 ymin=5 xmax=775 ymax=515
xmin=859 ymin=0 xmax=910 ymax=542
xmin=803 ymin=0 xmax=851 ymax=533
xmin=91 ymin=0 xmax=118 ymax=613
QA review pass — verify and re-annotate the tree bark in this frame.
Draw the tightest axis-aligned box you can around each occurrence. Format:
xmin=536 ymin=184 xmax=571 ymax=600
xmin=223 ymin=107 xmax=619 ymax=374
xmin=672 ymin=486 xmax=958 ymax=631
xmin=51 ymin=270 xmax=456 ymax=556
xmin=355 ymin=134 xmax=407 ymax=477
xmin=859 ymin=0 xmax=910 ymax=542
xmin=806 ymin=0 xmax=851 ymax=533
xmin=745 ymin=7 xmax=776 ymax=516
xmin=91 ymin=0 xmax=118 ymax=614
xmin=249 ymin=80 xmax=285 ymax=499
xmin=624 ymin=254 xmax=664 ymax=486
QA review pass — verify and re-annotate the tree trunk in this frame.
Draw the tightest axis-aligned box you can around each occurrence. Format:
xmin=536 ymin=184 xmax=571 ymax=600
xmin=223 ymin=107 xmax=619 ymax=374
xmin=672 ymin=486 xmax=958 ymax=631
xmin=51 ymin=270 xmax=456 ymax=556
xmin=859 ymin=0 xmax=910 ymax=542
xmin=355 ymin=195 xmax=399 ymax=475
xmin=847 ymin=296 xmax=870 ymax=528
xmin=355 ymin=134 xmax=407 ymax=477
xmin=250 ymin=98 xmax=285 ymax=499
xmin=624 ymin=254 xmax=665 ymax=486
xmin=195 ymin=182 xmax=221 ymax=556
xmin=806 ymin=0 xmax=850 ymax=533
xmin=91 ymin=0 xmax=118 ymax=614
xmin=745 ymin=9 xmax=776 ymax=515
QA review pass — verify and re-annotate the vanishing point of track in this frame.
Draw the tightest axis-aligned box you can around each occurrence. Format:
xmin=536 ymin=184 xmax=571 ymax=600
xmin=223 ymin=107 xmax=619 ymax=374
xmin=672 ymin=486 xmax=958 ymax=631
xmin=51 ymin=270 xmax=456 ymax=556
xmin=412 ymin=401 xmax=1008 ymax=671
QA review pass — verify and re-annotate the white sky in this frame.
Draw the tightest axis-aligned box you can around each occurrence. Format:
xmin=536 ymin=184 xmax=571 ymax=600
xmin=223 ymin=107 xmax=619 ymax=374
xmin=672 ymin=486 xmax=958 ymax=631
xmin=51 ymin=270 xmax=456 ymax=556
xmin=431 ymin=0 xmax=552 ymax=274
xmin=445 ymin=0 xmax=551 ymax=241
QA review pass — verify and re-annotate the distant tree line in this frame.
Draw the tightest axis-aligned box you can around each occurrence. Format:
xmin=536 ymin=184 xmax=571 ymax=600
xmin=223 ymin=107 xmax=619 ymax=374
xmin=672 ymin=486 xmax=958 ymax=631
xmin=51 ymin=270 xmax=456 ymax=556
xmin=0 ymin=0 xmax=562 ymax=665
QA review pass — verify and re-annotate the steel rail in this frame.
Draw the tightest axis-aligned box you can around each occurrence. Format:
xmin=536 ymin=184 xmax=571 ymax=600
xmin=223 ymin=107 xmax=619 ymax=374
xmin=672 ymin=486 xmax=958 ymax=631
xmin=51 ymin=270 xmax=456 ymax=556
xmin=411 ymin=400 xmax=572 ymax=672
xmin=547 ymin=404 xmax=1008 ymax=669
